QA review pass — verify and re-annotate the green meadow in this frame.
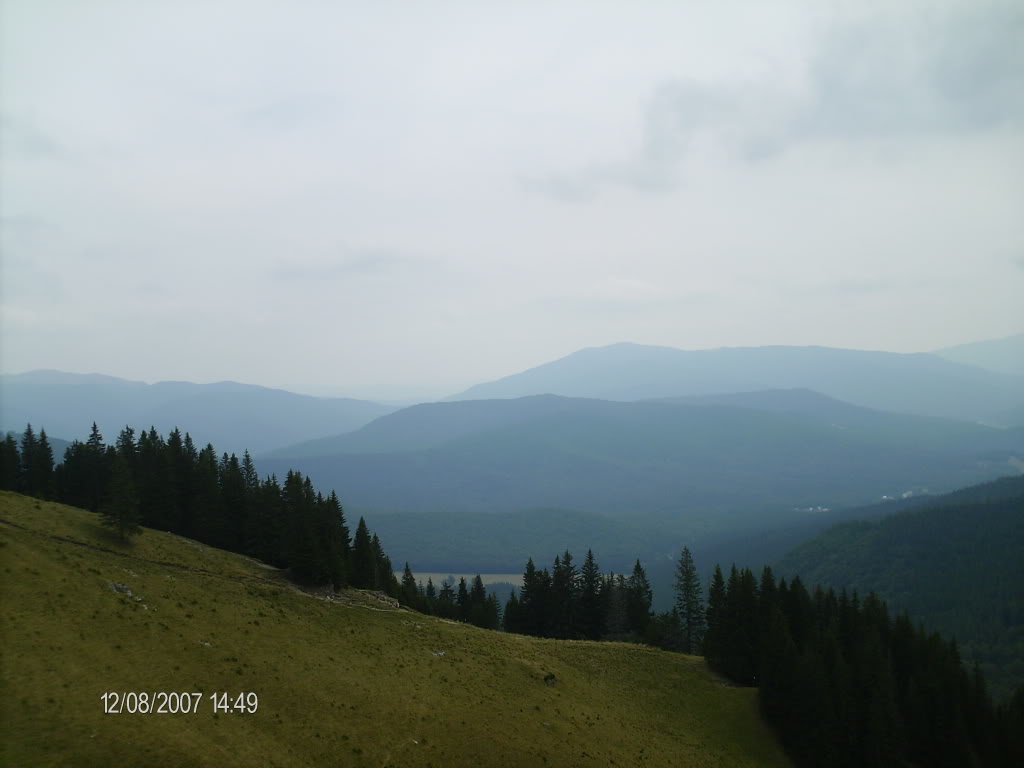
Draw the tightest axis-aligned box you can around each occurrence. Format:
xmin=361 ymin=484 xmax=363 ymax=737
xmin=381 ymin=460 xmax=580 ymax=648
xmin=0 ymin=491 xmax=790 ymax=767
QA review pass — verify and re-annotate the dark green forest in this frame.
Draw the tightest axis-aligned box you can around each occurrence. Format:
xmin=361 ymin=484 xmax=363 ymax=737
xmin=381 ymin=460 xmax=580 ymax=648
xmin=0 ymin=423 xmax=399 ymax=596
xmin=777 ymin=476 xmax=1024 ymax=700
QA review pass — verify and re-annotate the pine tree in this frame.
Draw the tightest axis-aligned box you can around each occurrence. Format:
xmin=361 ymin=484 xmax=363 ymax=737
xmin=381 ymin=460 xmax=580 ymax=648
xmin=0 ymin=433 xmax=18 ymax=491
xmin=371 ymin=534 xmax=399 ymax=597
xmin=457 ymin=577 xmax=470 ymax=622
xmin=579 ymin=549 xmax=604 ymax=640
xmin=438 ymin=580 xmax=456 ymax=619
xmin=550 ymin=551 xmax=579 ymax=638
xmin=704 ymin=564 xmax=726 ymax=667
xmin=400 ymin=562 xmax=419 ymax=607
xmin=18 ymin=424 xmax=38 ymax=496
xmin=626 ymin=559 xmax=652 ymax=636
xmin=100 ymin=453 xmax=141 ymax=540
xmin=604 ymin=574 xmax=631 ymax=639
xmin=468 ymin=574 xmax=490 ymax=627
xmin=84 ymin=422 xmax=108 ymax=513
xmin=503 ymin=590 xmax=522 ymax=633
xmin=35 ymin=429 xmax=55 ymax=499
xmin=350 ymin=517 xmax=376 ymax=589
xmin=674 ymin=546 xmax=705 ymax=654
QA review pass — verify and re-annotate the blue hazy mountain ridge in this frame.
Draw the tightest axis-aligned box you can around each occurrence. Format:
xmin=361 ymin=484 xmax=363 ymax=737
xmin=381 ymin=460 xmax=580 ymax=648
xmin=263 ymin=394 xmax=588 ymax=458
xmin=447 ymin=343 xmax=1024 ymax=425
xmin=263 ymin=393 xmax=1024 ymax=522
xmin=933 ymin=333 xmax=1024 ymax=379
xmin=0 ymin=370 xmax=395 ymax=456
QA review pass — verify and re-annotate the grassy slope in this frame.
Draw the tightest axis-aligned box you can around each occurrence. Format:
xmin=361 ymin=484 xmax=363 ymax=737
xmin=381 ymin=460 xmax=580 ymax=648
xmin=0 ymin=492 xmax=790 ymax=768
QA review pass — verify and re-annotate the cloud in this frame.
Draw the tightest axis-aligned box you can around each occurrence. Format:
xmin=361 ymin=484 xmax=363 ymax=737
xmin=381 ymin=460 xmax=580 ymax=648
xmin=271 ymin=248 xmax=425 ymax=282
xmin=0 ymin=113 xmax=64 ymax=158
xmin=537 ymin=2 xmax=1024 ymax=199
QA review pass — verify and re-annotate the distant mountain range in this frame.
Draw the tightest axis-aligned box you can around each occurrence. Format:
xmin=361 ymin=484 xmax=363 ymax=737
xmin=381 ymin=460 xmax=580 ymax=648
xmin=933 ymin=333 xmax=1024 ymax=379
xmin=448 ymin=343 xmax=1024 ymax=426
xmin=0 ymin=370 xmax=395 ymax=455
xmin=262 ymin=391 xmax=1024 ymax=582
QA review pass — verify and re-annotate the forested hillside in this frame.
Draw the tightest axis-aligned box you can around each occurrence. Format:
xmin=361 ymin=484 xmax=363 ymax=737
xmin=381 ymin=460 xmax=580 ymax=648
xmin=266 ymin=395 xmax=1022 ymax=519
xmin=777 ymin=476 xmax=1024 ymax=700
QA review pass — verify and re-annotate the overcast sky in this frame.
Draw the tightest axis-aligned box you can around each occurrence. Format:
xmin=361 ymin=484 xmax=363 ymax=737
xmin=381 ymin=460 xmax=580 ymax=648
xmin=2 ymin=0 xmax=1022 ymax=400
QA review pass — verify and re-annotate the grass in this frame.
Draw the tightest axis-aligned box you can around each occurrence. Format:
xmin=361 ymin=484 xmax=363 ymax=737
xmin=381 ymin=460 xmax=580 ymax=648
xmin=0 ymin=491 xmax=791 ymax=767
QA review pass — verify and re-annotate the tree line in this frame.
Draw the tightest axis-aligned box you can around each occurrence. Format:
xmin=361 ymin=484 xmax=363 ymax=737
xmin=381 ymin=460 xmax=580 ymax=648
xmin=398 ymin=566 xmax=502 ymax=630
xmin=1 ymin=423 xmax=400 ymax=596
xmin=494 ymin=546 xmax=1024 ymax=767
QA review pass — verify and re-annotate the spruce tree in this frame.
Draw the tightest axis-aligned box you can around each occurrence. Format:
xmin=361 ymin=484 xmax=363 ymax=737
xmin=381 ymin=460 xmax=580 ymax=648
xmin=626 ymin=559 xmax=652 ymax=636
xmin=503 ymin=590 xmax=522 ymax=633
xmin=0 ymin=433 xmax=18 ymax=491
xmin=438 ymin=580 xmax=456 ymax=619
xmin=550 ymin=551 xmax=579 ymax=638
xmin=674 ymin=546 xmax=705 ymax=654
xmin=18 ymin=424 xmax=37 ymax=496
xmin=400 ymin=562 xmax=419 ymax=607
xmin=35 ymin=429 xmax=55 ymax=499
xmin=604 ymin=574 xmax=631 ymax=639
xmin=350 ymin=517 xmax=376 ymax=589
xmin=84 ymin=422 xmax=108 ymax=513
xmin=704 ymin=563 xmax=726 ymax=667
xmin=100 ymin=453 xmax=141 ymax=540
xmin=579 ymin=549 xmax=604 ymax=640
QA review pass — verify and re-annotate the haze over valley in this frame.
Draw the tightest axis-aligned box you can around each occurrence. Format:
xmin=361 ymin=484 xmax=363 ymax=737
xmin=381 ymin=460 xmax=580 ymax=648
xmin=3 ymin=1 xmax=1023 ymax=765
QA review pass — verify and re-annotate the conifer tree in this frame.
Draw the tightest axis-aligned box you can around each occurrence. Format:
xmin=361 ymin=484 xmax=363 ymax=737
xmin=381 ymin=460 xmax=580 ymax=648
xmin=579 ymin=549 xmax=604 ymax=640
xmin=438 ymin=580 xmax=456 ymax=619
xmin=0 ymin=433 xmax=18 ymax=491
xmin=674 ymin=546 xmax=705 ymax=654
xmin=18 ymin=424 xmax=38 ymax=496
xmin=35 ymin=429 xmax=55 ymax=499
xmin=350 ymin=517 xmax=376 ymax=589
xmin=400 ymin=562 xmax=419 ymax=607
xmin=100 ymin=453 xmax=141 ymax=540
xmin=704 ymin=563 xmax=726 ymax=667
xmin=457 ymin=578 xmax=470 ymax=621
xmin=84 ymin=422 xmax=108 ymax=513
xmin=604 ymin=574 xmax=632 ymax=639
xmin=503 ymin=590 xmax=522 ymax=633
xmin=626 ymin=559 xmax=652 ymax=635
xmin=550 ymin=551 xmax=579 ymax=638
xmin=371 ymin=533 xmax=399 ymax=597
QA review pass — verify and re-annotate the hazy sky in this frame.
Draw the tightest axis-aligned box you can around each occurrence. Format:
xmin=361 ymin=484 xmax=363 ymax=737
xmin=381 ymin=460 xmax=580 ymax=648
xmin=2 ymin=0 xmax=1022 ymax=400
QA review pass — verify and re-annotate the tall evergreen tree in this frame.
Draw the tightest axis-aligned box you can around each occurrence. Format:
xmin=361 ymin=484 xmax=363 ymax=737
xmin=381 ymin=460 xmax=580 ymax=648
xmin=84 ymin=422 xmax=109 ymax=513
xmin=100 ymin=453 xmax=141 ymax=540
xmin=550 ymin=551 xmax=579 ymax=638
xmin=0 ymin=433 xmax=18 ymax=491
xmin=579 ymin=549 xmax=604 ymax=640
xmin=704 ymin=563 xmax=727 ymax=666
xmin=35 ymin=429 xmax=55 ymax=499
xmin=674 ymin=546 xmax=705 ymax=654
xmin=626 ymin=559 xmax=652 ymax=636
xmin=400 ymin=562 xmax=419 ymax=607
xmin=456 ymin=577 xmax=470 ymax=622
xmin=350 ymin=517 xmax=376 ymax=589
xmin=18 ymin=424 xmax=38 ymax=496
